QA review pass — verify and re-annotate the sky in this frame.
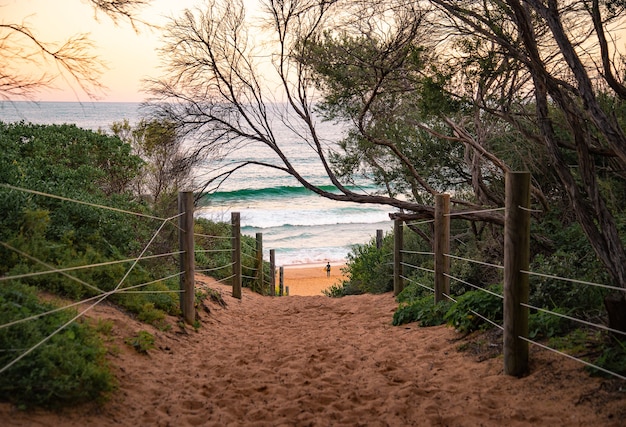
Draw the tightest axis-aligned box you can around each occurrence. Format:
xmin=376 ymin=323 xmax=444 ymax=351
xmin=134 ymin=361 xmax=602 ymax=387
xmin=1 ymin=0 xmax=207 ymax=102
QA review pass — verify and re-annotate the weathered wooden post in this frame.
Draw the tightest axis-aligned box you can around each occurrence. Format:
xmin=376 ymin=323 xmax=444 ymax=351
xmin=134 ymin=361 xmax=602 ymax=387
xmin=504 ymin=171 xmax=531 ymax=377
xmin=231 ymin=212 xmax=242 ymax=299
xmin=376 ymin=229 xmax=384 ymax=249
xmin=279 ymin=266 xmax=284 ymax=296
xmin=393 ymin=219 xmax=404 ymax=296
xmin=255 ymin=232 xmax=263 ymax=293
xmin=269 ymin=249 xmax=276 ymax=296
xmin=178 ymin=191 xmax=195 ymax=325
xmin=434 ymin=193 xmax=451 ymax=303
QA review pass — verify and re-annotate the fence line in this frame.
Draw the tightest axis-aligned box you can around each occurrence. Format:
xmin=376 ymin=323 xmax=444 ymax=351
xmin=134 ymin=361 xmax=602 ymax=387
xmin=0 ymin=246 xmax=183 ymax=283
xmin=0 ymin=272 xmax=184 ymax=331
xmin=0 ymin=183 xmax=167 ymax=221
xmin=193 ymin=232 xmax=233 ymax=240
xmin=400 ymin=261 xmax=435 ymax=274
xmin=0 ymin=210 xmax=180 ymax=375
xmin=444 ymin=207 xmax=505 ymax=217
xmin=443 ymin=273 xmax=504 ymax=299
xmin=196 ymin=263 xmax=235 ymax=274
xmin=394 ymin=172 xmax=626 ymax=381
xmin=518 ymin=337 xmax=626 ymax=381
xmin=194 ymin=248 xmax=234 ymax=254
xmin=0 ymin=186 xmax=195 ymax=377
xmin=521 ymin=302 xmax=626 ymax=338
xmin=400 ymin=250 xmax=434 ymax=256
xmin=446 ymin=253 xmax=504 ymax=270
xmin=405 ymin=219 xmax=435 ymax=227
xmin=521 ymin=269 xmax=626 ymax=293
xmin=399 ymin=275 xmax=434 ymax=293
xmin=0 ymin=240 xmax=106 ymax=294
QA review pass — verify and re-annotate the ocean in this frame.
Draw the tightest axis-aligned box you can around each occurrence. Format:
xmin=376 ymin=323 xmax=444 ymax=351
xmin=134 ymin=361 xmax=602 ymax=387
xmin=0 ymin=101 xmax=394 ymax=266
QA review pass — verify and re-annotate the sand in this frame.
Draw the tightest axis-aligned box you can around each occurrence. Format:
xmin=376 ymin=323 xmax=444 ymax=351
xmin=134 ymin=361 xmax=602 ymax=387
xmin=279 ymin=263 xmax=346 ymax=296
xmin=1 ymin=268 xmax=625 ymax=426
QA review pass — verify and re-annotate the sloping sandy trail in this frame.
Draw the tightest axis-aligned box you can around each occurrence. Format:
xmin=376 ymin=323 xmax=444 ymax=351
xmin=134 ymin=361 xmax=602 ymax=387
xmin=1 ymin=276 xmax=625 ymax=426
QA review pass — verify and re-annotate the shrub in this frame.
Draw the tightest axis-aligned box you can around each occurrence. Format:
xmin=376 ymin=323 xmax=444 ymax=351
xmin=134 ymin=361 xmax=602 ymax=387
xmin=125 ymin=330 xmax=155 ymax=354
xmin=396 ymin=277 xmax=433 ymax=304
xmin=528 ymin=307 xmax=573 ymax=339
xmin=589 ymin=337 xmax=626 ymax=378
xmin=322 ymin=278 xmax=363 ymax=297
xmin=444 ymin=284 xmax=503 ymax=333
xmin=0 ymin=282 xmax=115 ymax=408
xmin=393 ymin=294 xmax=452 ymax=326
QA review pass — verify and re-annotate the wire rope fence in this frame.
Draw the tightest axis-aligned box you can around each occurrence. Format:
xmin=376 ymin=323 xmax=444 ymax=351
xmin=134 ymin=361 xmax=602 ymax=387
xmin=391 ymin=171 xmax=626 ymax=381
xmin=0 ymin=186 xmax=200 ymax=376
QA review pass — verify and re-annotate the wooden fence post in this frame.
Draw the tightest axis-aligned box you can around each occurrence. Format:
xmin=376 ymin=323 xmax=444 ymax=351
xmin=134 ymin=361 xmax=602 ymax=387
xmin=178 ymin=191 xmax=195 ymax=325
xmin=255 ymin=232 xmax=263 ymax=294
xmin=279 ymin=266 xmax=284 ymax=296
xmin=394 ymin=219 xmax=404 ymax=296
xmin=504 ymin=171 xmax=531 ymax=377
xmin=269 ymin=249 xmax=276 ymax=296
xmin=376 ymin=229 xmax=383 ymax=249
xmin=231 ymin=212 xmax=242 ymax=299
xmin=434 ymin=193 xmax=451 ymax=303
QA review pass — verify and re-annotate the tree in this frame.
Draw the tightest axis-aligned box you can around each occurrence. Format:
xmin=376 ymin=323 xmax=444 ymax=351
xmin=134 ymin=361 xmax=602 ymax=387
xmin=146 ymin=0 xmax=502 ymax=221
xmin=111 ymin=118 xmax=194 ymax=210
xmin=147 ymin=0 xmax=626 ymax=331
xmin=426 ymin=0 xmax=626 ymax=331
xmin=0 ymin=0 xmax=151 ymax=100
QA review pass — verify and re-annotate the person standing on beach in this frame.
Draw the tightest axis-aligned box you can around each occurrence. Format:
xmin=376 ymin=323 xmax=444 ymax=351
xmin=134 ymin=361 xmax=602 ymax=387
xmin=325 ymin=262 xmax=331 ymax=277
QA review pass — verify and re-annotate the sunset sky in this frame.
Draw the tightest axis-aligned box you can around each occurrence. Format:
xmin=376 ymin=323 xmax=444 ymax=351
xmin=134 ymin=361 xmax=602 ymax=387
xmin=2 ymin=0 xmax=206 ymax=102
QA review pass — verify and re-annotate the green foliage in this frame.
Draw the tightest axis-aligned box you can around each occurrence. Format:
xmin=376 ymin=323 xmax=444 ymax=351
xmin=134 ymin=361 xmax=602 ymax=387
xmin=322 ymin=278 xmax=363 ymax=298
xmin=0 ymin=121 xmax=182 ymax=322
xmin=444 ymin=285 xmax=503 ymax=333
xmin=589 ymin=337 xmax=626 ymax=378
xmin=549 ymin=329 xmax=626 ymax=378
xmin=393 ymin=295 xmax=452 ymax=327
xmin=344 ymin=241 xmax=393 ymax=294
xmin=528 ymin=307 xmax=573 ymax=339
xmin=125 ymin=330 xmax=155 ymax=354
xmin=302 ymin=30 xmax=469 ymax=201
xmin=0 ymin=282 xmax=115 ymax=408
xmin=195 ymin=287 xmax=226 ymax=308
xmin=328 ymin=231 xmax=394 ymax=297
xmin=111 ymin=118 xmax=190 ymax=206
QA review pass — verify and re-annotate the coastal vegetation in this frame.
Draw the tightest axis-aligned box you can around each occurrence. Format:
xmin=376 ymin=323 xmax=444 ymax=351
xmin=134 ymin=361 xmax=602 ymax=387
xmin=0 ymin=121 xmax=264 ymax=408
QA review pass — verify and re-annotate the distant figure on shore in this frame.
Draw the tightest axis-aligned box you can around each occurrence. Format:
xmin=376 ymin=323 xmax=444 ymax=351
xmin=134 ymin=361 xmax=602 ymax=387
xmin=325 ymin=262 xmax=331 ymax=277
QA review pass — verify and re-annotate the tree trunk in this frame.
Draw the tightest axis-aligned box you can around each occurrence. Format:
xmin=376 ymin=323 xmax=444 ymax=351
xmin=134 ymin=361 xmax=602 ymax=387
xmin=604 ymin=293 xmax=626 ymax=338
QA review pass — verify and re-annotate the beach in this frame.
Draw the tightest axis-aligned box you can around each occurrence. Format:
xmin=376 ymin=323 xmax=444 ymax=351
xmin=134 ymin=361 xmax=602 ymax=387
xmin=1 ymin=272 xmax=624 ymax=426
xmin=279 ymin=263 xmax=346 ymax=296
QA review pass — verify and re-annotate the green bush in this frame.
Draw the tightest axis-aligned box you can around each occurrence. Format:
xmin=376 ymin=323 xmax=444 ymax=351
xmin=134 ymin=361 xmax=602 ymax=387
xmin=322 ymin=277 xmax=363 ymax=297
xmin=396 ymin=276 xmax=433 ymax=303
xmin=393 ymin=294 xmax=452 ymax=326
xmin=529 ymin=307 xmax=573 ymax=339
xmin=125 ymin=330 xmax=155 ymax=354
xmin=0 ymin=282 xmax=115 ymax=408
xmin=444 ymin=284 xmax=503 ymax=333
xmin=589 ymin=337 xmax=626 ymax=378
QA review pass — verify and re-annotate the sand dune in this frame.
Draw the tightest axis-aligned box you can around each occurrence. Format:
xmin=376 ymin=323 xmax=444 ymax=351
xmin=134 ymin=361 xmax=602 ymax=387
xmin=1 ymin=271 xmax=624 ymax=426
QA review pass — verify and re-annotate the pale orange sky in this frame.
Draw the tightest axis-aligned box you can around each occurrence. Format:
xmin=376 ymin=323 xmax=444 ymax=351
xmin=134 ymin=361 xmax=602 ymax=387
xmin=1 ymin=0 xmax=211 ymax=102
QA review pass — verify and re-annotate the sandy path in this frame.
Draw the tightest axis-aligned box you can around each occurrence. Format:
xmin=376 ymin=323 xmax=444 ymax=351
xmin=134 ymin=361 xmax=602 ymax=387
xmin=1 ymin=273 xmax=625 ymax=426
